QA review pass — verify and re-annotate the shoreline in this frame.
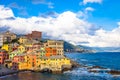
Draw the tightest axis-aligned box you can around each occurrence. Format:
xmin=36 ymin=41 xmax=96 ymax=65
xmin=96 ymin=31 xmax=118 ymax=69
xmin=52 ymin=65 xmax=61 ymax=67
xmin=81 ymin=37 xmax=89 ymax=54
xmin=1 ymin=60 xmax=120 ymax=78
xmin=0 ymin=60 xmax=79 ymax=77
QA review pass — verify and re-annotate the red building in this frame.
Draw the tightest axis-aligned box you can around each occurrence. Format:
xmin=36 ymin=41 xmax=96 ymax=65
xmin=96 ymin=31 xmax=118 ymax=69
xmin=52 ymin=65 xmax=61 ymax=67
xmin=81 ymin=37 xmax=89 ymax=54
xmin=12 ymin=55 xmax=25 ymax=63
xmin=45 ymin=48 xmax=57 ymax=57
xmin=0 ymin=50 xmax=9 ymax=64
xmin=26 ymin=31 xmax=42 ymax=40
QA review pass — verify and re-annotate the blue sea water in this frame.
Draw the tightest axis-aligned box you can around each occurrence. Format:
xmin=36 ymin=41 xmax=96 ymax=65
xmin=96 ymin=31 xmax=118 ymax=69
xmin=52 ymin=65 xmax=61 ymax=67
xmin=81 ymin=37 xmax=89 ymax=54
xmin=66 ymin=52 xmax=120 ymax=70
xmin=0 ymin=52 xmax=120 ymax=80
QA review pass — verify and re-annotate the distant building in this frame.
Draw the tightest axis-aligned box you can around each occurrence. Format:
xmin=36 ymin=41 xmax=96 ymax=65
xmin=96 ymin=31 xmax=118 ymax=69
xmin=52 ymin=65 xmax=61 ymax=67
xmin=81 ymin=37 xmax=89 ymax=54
xmin=18 ymin=36 xmax=29 ymax=44
xmin=44 ymin=40 xmax=64 ymax=55
xmin=2 ymin=31 xmax=17 ymax=43
xmin=26 ymin=31 xmax=42 ymax=41
xmin=0 ymin=34 xmax=3 ymax=47
xmin=0 ymin=50 xmax=9 ymax=64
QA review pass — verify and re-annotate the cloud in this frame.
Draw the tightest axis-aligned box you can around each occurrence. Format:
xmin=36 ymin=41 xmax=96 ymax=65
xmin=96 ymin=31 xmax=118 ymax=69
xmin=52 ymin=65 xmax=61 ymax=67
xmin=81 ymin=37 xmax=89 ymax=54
xmin=82 ymin=0 xmax=102 ymax=5
xmin=117 ymin=22 xmax=120 ymax=26
xmin=0 ymin=5 xmax=14 ymax=19
xmin=87 ymin=27 xmax=120 ymax=47
xmin=85 ymin=7 xmax=94 ymax=12
xmin=0 ymin=5 xmax=120 ymax=47
xmin=39 ymin=11 xmax=58 ymax=18
xmin=31 ymin=0 xmax=54 ymax=9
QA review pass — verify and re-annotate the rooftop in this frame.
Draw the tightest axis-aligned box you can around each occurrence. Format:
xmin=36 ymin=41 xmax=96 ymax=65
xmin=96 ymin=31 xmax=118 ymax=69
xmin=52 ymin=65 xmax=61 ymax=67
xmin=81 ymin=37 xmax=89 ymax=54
xmin=41 ymin=55 xmax=66 ymax=59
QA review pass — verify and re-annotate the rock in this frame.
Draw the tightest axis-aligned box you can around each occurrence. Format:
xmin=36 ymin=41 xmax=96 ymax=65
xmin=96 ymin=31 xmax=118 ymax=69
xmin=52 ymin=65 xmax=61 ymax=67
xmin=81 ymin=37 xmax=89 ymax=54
xmin=87 ymin=66 xmax=105 ymax=69
xmin=108 ymin=70 xmax=120 ymax=75
xmin=70 ymin=60 xmax=81 ymax=68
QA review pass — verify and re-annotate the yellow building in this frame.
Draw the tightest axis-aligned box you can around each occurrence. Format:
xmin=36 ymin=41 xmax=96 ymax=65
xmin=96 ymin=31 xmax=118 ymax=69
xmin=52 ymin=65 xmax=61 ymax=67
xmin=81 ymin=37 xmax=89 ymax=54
xmin=1 ymin=44 xmax=12 ymax=52
xmin=18 ymin=62 xmax=28 ymax=70
xmin=19 ymin=36 xmax=28 ymax=44
xmin=24 ymin=54 xmax=37 ymax=70
xmin=18 ymin=45 xmax=26 ymax=53
xmin=36 ymin=55 xmax=71 ymax=71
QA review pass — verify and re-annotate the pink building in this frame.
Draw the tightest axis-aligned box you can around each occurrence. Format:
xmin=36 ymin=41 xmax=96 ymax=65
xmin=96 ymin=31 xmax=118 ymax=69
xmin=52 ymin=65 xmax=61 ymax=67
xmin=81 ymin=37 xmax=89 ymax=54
xmin=12 ymin=54 xmax=25 ymax=70
xmin=0 ymin=50 xmax=9 ymax=64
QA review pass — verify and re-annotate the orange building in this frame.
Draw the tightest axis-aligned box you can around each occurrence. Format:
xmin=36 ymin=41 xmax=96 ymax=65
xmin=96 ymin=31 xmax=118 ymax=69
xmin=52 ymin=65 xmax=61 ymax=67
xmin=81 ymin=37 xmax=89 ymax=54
xmin=25 ymin=54 xmax=37 ymax=69
xmin=12 ymin=55 xmax=25 ymax=70
xmin=0 ymin=50 xmax=9 ymax=64
xmin=45 ymin=48 xmax=57 ymax=57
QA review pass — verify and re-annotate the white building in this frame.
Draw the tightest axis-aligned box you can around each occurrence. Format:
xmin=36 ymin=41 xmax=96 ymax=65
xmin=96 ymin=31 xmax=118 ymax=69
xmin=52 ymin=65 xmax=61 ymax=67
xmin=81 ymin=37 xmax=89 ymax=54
xmin=0 ymin=34 xmax=3 ymax=47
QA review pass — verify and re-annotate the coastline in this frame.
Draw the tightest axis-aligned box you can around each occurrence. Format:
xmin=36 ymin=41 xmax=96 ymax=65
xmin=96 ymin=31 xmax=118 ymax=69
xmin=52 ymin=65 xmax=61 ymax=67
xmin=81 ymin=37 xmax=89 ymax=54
xmin=0 ymin=59 xmax=79 ymax=77
xmin=1 ymin=59 xmax=120 ymax=78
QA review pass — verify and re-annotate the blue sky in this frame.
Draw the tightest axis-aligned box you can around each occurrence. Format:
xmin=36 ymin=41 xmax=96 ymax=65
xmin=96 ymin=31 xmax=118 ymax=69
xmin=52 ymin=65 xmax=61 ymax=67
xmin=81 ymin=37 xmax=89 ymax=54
xmin=0 ymin=0 xmax=119 ymax=30
xmin=0 ymin=0 xmax=120 ymax=47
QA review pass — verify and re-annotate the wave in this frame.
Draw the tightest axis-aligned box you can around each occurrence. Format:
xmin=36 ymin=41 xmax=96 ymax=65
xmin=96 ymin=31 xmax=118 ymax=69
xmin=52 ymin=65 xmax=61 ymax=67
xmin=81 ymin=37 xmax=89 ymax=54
xmin=80 ymin=59 xmax=88 ymax=61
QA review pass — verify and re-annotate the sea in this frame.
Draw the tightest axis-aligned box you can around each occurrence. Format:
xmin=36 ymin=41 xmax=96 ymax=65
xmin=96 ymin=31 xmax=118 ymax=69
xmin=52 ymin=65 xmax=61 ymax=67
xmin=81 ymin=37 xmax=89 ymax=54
xmin=0 ymin=52 xmax=120 ymax=80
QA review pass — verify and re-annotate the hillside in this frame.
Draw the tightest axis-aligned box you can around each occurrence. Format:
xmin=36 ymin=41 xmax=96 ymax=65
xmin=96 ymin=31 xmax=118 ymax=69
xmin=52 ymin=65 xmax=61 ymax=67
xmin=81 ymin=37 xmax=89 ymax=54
xmin=91 ymin=47 xmax=120 ymax=52
xmin=64 ymin=41 xmax=94 ymax=53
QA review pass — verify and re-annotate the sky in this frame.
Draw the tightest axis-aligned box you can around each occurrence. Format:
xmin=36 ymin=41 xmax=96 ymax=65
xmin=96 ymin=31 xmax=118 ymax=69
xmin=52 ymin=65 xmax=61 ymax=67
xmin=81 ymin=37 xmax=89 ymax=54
xmin=0 ymin=0 xmax=120 ymax=47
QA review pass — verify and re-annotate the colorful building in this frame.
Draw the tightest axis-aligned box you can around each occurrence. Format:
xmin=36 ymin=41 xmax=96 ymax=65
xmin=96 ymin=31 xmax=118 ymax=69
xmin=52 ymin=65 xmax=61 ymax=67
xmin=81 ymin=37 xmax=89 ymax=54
xmin=35 ymin=47 xmax=46 ymax=58
xmin=26 ymin=31 xmax=42 ymax=41
xmin=0 ymin=50 xmax=9 ymax=64
xmin=36 ymin=55 xmax=71 ymax=72
xmin=2 ymin=31 xmax=17 ymax=42
xmin=18 ymin=45 xmax=26 ymax=53
xmin=44 ymin=40 xmax=64 ymax=55
xmin=18 ymin=36 xmax=29 ymax=44
xmin=24 ymin=53 xmax=37 ymax=70
xmin=12 ymin=54 xmax=25 ymax=63
xmin=1 ymin=44 xmax=12 ymax=52
xmin=45 ymin=47 xmax=57 ymax=57
xmin=12 ymin=54 xmax=25 ymax=70
xmin=0 ymin=34 xmax=3 ymax=47
xmin=9 ymin=50 xmax=22 ymax=59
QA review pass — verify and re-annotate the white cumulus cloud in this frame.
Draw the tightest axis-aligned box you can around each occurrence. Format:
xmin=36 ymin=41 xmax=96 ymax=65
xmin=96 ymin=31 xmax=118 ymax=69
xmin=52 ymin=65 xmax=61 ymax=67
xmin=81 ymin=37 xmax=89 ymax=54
xmin=0 ymin=5 xmax=120 ymax=47
xmin=0 ymin=5 xmax=14 ymax=19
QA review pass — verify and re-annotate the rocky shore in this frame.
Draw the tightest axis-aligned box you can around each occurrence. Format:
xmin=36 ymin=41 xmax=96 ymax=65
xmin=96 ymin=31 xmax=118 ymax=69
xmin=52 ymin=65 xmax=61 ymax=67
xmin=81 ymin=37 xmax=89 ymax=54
xmin=1 ymin=60 xmax=120 ymax=77
xmin=86 ymin=65 xmax=120 ymax=76
xmin=69 ymin=60 xmax=120 ymax=77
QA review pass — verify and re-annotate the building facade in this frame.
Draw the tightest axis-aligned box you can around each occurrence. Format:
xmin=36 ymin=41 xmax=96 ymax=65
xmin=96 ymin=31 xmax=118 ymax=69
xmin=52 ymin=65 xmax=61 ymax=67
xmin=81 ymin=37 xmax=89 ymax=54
xmin=26 ymin=31 xmax=42 ymax=41
xmin=2 ymin=31 xmax=17 ymax=43
xmin=44 ymin=40 xmax=64 ymax=55
xmin=18 ymin=36 xmax=29 ymax=44
xmin=0 ymin=50 xmax=9 ymax=64
xmin=45 ymin=47 xmax=57 ymax=57
xmin=0 ymin=34 xmax=3 ymax=47
xmin=1 ymin=44 xmax=12 ymax=52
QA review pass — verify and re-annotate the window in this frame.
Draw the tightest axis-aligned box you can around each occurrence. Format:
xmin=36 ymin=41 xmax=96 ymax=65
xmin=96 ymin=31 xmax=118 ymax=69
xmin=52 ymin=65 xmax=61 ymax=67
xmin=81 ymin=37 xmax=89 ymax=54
xmin=37 ymin=61 xmax=38 ymax=63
